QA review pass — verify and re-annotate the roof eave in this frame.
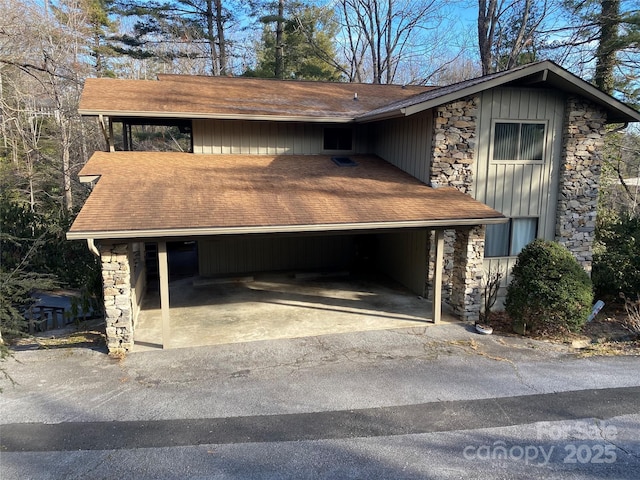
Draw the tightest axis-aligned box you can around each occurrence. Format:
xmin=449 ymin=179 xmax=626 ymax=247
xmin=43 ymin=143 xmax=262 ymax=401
xmin=541 ymin=63 xmax=640 ymax=123
xmin=67 ymin=216 xmax=508 ymax=241
xmin=78 ymin=109 xmax=357 ymax=123
xmin=357 ymin=61 xmax=640 ymax=124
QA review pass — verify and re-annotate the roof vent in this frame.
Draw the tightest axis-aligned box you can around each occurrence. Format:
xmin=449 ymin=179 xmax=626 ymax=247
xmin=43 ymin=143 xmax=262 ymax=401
xmin=332 ymin=156 xmax=358 ymax=167
xmin=353 ymin=92 xmax=358 ymax=101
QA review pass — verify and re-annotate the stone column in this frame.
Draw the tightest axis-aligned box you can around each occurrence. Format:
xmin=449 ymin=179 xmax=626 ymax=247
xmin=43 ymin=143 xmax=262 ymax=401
xmin=430 ymin=96 xmax=479 ymax=194
xmin=429 ymin=96 xmax=480 ymax=307
xmin=100 ymin=243 xmax=133 ymax=353
xmin=556 ymin=97 xmax=607 ymax=273
xmin=450 ymin=225 xmax=485 ymax=323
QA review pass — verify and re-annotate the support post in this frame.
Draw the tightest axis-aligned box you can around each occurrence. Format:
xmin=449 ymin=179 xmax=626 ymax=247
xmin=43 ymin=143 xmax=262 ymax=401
xmin=158 ymin=241 xmax=170 ymax=349
xmin=432 ymin=229 xmax=444 ymax=323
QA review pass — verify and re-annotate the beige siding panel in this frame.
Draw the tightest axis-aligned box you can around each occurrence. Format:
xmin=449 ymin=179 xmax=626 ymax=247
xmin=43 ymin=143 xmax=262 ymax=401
xmin=476 ymin=88 xmax=565 ymax=304
xmin=193 ymin=119 xmax=373 ymax=155
xmin=373 ymin=111 xmax=432 ymax=184
xmin=482 ymin=257 xmax=518 ymax=309
xmin=376 ymin=230 xmax=427 ymax=295
xmin=192 ymin=121 xmax=203 ymax=154
xmin=199 ymin=235 xmax=355 ymax=276
xmin=476 ymin=88 xmax=564 ymax=223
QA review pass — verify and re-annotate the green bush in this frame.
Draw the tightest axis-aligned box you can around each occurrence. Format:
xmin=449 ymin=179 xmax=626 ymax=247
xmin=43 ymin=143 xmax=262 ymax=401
xmin=505 ymin=239 xmax=593 ymax=334
xmin=592 ymin=213 xmax=640 ymax=297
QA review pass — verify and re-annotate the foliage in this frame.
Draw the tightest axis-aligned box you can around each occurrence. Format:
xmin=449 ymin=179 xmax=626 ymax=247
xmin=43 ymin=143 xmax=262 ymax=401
xmin=505 ymin=239 xmax=594 ymax=334
xmin=592 ymin=212 xmax=640 ymax=297
xmin=245 ymin=4 xmax=343 ymax=81
xmin=557 ymin=0 xmax=639 ymax=104
xmin=51 ymin=0 xmax=119 ymax=77
xmin=112 ymin=0 xmax=238 ymax=75
xmin=478 ymin=0 xmax=549 ymax=75
xmin=598 ymin=129 xmax=640 ymax=215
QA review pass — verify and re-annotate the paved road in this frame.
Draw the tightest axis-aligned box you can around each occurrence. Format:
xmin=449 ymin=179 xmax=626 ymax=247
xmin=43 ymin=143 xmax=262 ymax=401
xmin=1 ymin=323 xmax=639 ymax=479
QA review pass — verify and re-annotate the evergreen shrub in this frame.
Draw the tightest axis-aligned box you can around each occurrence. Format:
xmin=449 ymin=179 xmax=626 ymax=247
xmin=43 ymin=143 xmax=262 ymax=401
xmin=505 ymin=239 xmax=593 ymax=334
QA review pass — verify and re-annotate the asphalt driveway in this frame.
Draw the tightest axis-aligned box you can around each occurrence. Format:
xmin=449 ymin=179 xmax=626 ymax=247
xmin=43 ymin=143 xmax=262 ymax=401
xmin=1 ymin=323 xmax=639 ymax=479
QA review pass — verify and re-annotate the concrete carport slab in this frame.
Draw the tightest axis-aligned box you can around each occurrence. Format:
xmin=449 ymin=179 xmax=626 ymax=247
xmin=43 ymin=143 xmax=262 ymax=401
xmin=133 ymin=274 xmax=457 ymax=351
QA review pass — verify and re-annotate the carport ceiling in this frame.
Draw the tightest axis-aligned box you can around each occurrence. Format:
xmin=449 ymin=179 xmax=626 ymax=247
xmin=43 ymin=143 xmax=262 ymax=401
xmin=67 ymin=153 xmax=505 ymax=240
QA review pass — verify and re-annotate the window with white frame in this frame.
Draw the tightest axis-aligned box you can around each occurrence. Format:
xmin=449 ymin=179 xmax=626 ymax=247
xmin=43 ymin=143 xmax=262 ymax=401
xmin=493 ymin=122 xmax=545 ymax=161
xmin=485 ymin=218 xmax=538 ymax=257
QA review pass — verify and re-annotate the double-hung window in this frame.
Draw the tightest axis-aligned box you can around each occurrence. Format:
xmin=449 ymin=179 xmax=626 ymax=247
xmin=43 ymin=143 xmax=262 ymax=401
xmin=485 ymin=218 xmax=538 ymax=257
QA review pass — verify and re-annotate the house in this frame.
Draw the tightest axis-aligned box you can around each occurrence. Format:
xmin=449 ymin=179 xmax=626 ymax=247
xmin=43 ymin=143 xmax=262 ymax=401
xmin=68 ymin=60 xmax=640 ymax=353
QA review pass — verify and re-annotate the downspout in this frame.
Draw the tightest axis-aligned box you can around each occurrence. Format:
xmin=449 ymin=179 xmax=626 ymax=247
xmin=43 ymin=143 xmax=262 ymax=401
xmin=87 ymin=238 xmax=100 ymax=257
xmin=611 ymin=122 xmax=629 ymax=133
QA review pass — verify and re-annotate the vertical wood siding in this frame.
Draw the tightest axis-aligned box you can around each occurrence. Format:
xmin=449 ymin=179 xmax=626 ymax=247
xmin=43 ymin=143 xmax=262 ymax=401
xmin=475 ymin=88 xmax=565 ymax=279
xmin=198 ymin=235 xmax=356 ymax=276
xmin=376 ymin=230 xmax=428 ymax=295
xmin=198 ymin=230 xmax=428 ymax=296
xmin=482 ymin=256 xmax=518 ymax=309
xmin=193 ymin=119 xmax=370 ymax=155
xmin=372 ymin=111 xmax=432 ymax=183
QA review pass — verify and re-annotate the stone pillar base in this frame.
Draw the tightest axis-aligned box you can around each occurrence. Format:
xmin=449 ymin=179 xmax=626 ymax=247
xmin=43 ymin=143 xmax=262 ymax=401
xmin=100 ymin=243 xmax=133 ymax=353
xmin=450 ymin=225 xmax=485 ymax=323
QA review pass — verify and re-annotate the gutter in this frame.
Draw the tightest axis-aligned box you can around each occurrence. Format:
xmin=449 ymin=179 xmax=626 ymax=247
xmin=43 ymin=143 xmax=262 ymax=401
xmin=67 ymin=216 xmax=508 ymax=241
xmin=78 ymin=110 xmax=357 ymax=124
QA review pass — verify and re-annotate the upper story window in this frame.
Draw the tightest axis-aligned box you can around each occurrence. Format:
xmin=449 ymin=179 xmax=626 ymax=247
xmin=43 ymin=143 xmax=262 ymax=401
xmin=324 ymin=127 xmax=353 ymax=151
xmin=492 ymin=122 xmax=545 ymax=162
xmin=485 ymin=217 xmax=538 ymax=257
xmin=112 ymin=118 xmax=193 ymax=152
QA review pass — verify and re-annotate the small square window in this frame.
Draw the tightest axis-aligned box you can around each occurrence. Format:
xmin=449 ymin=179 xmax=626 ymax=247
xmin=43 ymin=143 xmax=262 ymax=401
xmin=324 ymin=128 xmax=353 ymax=151
xmin=493 ymin=122 xmax=544 ymax=161
xmin=485 ymin=218 xmax=538 ymax=258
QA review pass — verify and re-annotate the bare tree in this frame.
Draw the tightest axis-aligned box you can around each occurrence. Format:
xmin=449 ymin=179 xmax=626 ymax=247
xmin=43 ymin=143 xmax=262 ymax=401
xmin=478 ymin=0 xmax=550 ymax=75
xmin=337 ymin=0 xmax=443 ymax=84
xmin=0 ymin=0 xmax=101 ymax=213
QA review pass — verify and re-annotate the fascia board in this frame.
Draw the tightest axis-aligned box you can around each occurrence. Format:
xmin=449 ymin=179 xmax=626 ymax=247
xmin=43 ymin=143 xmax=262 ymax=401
xmin=67 ymin=216 xmax=508 ymax=240
xmin=78 ymin=110 xmax=357 ymax=123
xmin=400 ymin=65 xmax=555 ymax=118
xmin=542 ymin=63 xmax=640 ymax=123
xmin=398 ymin=62 xmax=640 ymax=123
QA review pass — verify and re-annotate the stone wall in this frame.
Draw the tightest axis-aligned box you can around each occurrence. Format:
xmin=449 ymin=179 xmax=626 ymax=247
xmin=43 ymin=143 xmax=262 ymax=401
xmin=430 ymin=96 xmax=479 ymax=193
xmin=450 ymin=225 xmax=485 ymax=322
xmin=428 ymin=96 xmax=483 ymax=319
xmin=100 ymin=243 xmax=133 ymax=353
xmin=555 ymin=97 xmax=607 ymax=273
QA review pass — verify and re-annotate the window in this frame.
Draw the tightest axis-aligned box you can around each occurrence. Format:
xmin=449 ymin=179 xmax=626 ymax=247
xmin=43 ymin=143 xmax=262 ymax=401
xmin=324 ymin=127 xmax=353 ymax=151
xmin=493 ymin=122 xmax=545 ymax=161
xmin=485 ymin=218 xmax=538 ymax=257
xmin=113 ymin=118 xmax=193 ymax=152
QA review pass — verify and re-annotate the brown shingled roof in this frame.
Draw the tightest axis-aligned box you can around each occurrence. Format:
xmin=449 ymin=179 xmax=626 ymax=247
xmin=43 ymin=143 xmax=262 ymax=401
xmin=68 ymin=153 xmax=505 ymax=240
xmin=79 ymin=76 xmax=432 ymax=120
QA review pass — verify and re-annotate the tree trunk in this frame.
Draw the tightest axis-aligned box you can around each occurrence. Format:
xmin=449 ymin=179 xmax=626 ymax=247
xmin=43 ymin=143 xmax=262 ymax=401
xmin=478 ymin=0 xmax=498 ymax=75
xmin=275 ymin=0 xmax=285 ymax=79
xmin=505 ymin=0 xmax=532 ymax=70
xmin=59 ymin=113 xmax=73 ymax=212
xmin=214 ymin=0 xmax=227 ymax=75
xmin=594 ymin=0 xmax=620 ymax=94
xmin=206 ymin=0 xmax=221 ymax=76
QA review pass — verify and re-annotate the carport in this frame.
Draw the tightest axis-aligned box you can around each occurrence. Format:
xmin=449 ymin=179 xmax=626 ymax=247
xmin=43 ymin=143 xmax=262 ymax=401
xmin=132 ymin=273 xmax=459 ymax=351
xmin=68 ymin=152 xmax=506 ymax=353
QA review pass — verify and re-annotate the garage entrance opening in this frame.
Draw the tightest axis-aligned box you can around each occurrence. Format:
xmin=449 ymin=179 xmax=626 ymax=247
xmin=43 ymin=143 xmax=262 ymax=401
xmin=133 ymin=272 xmax=454 ymax=351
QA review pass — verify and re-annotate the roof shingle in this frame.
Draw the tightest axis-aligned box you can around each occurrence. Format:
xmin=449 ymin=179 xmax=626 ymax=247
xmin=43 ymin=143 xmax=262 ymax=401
xmin=79 ymin=76 xmax=432 ymax=120
xmin=68 ymin=153 xmax=505 ymax=239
